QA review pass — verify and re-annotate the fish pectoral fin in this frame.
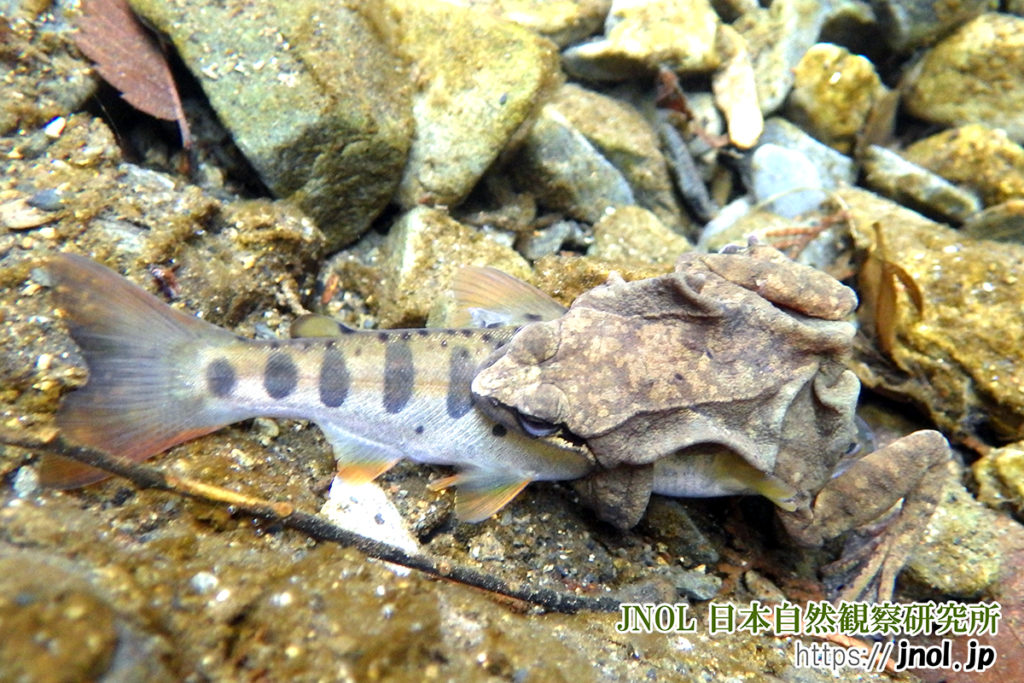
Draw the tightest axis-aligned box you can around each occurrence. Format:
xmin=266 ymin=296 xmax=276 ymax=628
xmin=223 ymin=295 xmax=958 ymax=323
xmin=431 ymin=469 xmax=531 ymax=523
xmin=318 ymin=423 xmax=402 ymax=486
xmin=450 ymin=266 xmax=566 ymax=328
xmin=290 ymin=314 xmax=355 ymax=339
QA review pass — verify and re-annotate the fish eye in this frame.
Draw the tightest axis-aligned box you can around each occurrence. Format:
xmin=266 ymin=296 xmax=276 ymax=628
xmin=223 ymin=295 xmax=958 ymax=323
xmin=515 ymin=411 xmax=561 ymax=438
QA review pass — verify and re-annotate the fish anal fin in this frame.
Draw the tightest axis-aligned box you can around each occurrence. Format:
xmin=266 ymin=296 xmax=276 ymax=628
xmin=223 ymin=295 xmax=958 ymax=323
xmin=335 ymin=459 xmax=400 ymax=486
xmin=434 ymin=470 xmax=530 ymax=522
xmin=451 ymin=266 xmax=566 ymax=328
xmin=318 ymin=423 xmax=403 ymax=486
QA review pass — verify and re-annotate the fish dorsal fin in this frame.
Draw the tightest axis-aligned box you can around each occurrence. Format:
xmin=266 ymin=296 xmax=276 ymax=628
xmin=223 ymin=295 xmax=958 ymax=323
xmin=318 ymin=423 xmax=402 ymax=485
xmin=450 ymin=267 xmax=566 ymax=328
xmin=290 ymin=314 xmax=357 ymax=339
xmin=429 ymin=469 xmax=530 ymax=522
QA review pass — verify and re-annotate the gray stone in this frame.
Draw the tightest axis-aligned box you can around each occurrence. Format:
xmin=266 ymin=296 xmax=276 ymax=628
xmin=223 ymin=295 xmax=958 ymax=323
xmin=759 ymin=117 xmax=856 ymax=188
xmin=748 ymin=144 xmax=827 ymax=218
xmin=388 ymin=0 xmax=560 ymax=208
xmin=129 ymin=0 xmax=412 ymax=248
xmin=873 ymin=0 xmax=997 ymax=51
xmin=904 ymin=13 xmax=1024 ymax=142
xmin=548 ymin=84 xmax=689 ymax=232
xmin=512 ymin=105 xmax=635 ymax=224
xmin=862 ymin=145 xmax=982 ymax=224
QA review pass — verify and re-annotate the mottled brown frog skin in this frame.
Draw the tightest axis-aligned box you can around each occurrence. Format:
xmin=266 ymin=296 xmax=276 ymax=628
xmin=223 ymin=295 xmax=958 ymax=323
xmin=473 ymin=244 xmax=950 ymax=603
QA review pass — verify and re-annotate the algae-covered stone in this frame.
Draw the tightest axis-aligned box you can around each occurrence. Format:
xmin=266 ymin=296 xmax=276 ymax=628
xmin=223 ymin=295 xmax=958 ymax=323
xmin=786 ymin=43 xmax=886 ymax=154
xmin=905 ymin=469 xmax=1002 ymax=598
xmin=384 ymin=0 xmax=560 ymax=208
xmin=974 ymin=441 xmax=1024 ymax=510
xmin=548 ymin=84 xmax=689 ymax=232
xmin=512 ymin=104 xmax=635 ymax=224
xmin=380 ymin=207 xmax=532 ymax=327
xmin=562 ymin=0 xmax=721 ymax=80
xmin=590 ymin=206 xmax=692 ymax=266
xmin=734 ymin=0 xmax=827 ymax=114
xmin=0 ymin=553 xmax=176 ymax=682
xmin=129 ymin=0 xmax=412 ymax=248
xmin=464 ymin=0 xmax=612 ymax=47
xmin=841 ymin=186 xmax=1024 ymax=441
xmin=0 ymin=4 xmax=95 ymax=136
xmin=903 ymin=124 xmax=1024 ymax=207
xmin=904 ymin=14 xmax=1024 ymax=141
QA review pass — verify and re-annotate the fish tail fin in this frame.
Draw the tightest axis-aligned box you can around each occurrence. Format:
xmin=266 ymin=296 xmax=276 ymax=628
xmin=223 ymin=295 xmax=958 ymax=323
xmin=43 ymin=254 xmax=243 ymax=488
xmin=429 ymin=470 xmax=530 ymax=522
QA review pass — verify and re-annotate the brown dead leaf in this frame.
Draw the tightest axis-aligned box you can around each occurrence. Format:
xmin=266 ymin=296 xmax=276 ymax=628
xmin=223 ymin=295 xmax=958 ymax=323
xmin=75 ymin=0 xmax=190 ymax=147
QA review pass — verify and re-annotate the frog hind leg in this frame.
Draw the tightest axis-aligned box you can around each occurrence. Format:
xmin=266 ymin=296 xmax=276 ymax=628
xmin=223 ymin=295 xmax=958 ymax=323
xmin=780 ymin=429 xmax=951 ymax=603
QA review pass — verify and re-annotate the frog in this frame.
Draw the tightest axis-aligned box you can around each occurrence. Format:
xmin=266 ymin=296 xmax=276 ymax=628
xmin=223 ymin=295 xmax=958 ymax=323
xmin=471 ymin=242 xmax=951 ymax=603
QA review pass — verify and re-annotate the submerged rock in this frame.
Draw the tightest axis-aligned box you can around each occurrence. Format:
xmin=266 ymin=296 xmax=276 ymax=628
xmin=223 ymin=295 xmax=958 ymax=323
xmin=547 ymin=84 xmax=689 ymax=232
xmin=562 ymin=0 xmax=721 ymax=80
xmin=903 ymin=13 xmax=1024 ymax=141
xmin=128 ymin=0 xmax=412 ymax=248
xmin=387 ymin=0 xmax=560 ymax=208
xmin=590 ymin=206 xmax=692 ymax=266
xmin=465 ymin=0 xmax=612 ymax=47
xmin=872 ymin=0 xmax=997 ymax=51
xmin=974 ymin=441 xmax=1024 ymax=511
xmin=379 ymin=207 xmax=533 ymax=327
xmin=733 ymin=0 xmax=827 ymax=114
xmin=786 ymin=42 xmax=886 ymax=154
xmin=862 ymin=144 xmax=982 ymax=224
xmin=512 ymin=105 xmax=635 ymax=223
xmin=842 ymin=186 xmax=1024 ymax=442
xmin=902 ymin=124 xmax=1024 ymax=207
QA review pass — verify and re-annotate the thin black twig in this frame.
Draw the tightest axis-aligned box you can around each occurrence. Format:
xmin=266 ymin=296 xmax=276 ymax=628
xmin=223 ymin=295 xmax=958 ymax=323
xmin=0 ymin=426 xmax=620 ymax=614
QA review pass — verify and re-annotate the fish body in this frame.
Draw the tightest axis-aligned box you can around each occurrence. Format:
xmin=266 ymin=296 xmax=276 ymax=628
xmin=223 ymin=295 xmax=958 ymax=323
xmin=44 ymin=254 xmax=592 ymax=521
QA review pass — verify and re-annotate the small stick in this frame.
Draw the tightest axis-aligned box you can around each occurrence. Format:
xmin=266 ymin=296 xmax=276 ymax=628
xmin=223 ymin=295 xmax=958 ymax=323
xmin=0 ymin=426 xmax=620 ymax=614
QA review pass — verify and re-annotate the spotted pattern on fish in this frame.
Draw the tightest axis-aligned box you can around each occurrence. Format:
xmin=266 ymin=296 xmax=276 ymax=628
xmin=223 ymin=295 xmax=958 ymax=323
xmin=206 ymin=358 xmax=236 ymax=398
xmin=264 ymin=352 xmax=298 ymax=399
xmin=319 ymin=347 xmax=350 ymax=407
xmin=447 ymin=346 xmax=475 ymax=419
xmin=383 ymin=341 xmax=414 ymax=413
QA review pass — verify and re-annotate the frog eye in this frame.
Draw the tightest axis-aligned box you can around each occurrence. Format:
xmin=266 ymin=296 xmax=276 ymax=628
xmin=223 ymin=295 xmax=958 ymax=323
xmin=515 ymin=411 xmax=561 ymax=438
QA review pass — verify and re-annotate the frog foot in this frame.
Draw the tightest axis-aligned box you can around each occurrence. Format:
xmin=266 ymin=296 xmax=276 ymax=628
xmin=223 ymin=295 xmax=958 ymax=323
xmin=781 ymin=429 xmax=950 ymax=603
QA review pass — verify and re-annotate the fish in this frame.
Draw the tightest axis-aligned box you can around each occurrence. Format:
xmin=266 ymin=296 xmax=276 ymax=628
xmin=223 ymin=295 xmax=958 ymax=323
xmin=42 ymin=254 xmax=593 ymax=522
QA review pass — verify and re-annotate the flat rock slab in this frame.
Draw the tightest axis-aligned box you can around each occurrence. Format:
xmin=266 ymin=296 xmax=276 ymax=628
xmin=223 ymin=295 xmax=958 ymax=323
xmin=130 ymin=0 xmax=413 ymax=248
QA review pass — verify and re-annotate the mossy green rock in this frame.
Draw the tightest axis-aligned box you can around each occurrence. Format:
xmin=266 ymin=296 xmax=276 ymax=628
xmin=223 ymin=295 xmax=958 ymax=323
xmin=128 ymin=0 xmax=412 ymax=248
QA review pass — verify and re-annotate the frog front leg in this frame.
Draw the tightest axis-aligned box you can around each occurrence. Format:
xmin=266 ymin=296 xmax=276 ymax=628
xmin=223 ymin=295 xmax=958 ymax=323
xmin=778 ymin=429 xmax=950 ymax=603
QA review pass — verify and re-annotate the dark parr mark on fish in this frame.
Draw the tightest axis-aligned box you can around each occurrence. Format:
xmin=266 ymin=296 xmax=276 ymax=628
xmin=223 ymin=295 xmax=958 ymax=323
xmin=447 ymin=346 xmax=474 ymax=419
xmin=383 ymin=341 xmax=414 ymax=413
xmin=319 ymin=348 xmax=350 ymax=407
xmin=264 ymin=352 xmax=298 ymax=399
xmin=206 ymin=358 xmax=236 ymax=397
